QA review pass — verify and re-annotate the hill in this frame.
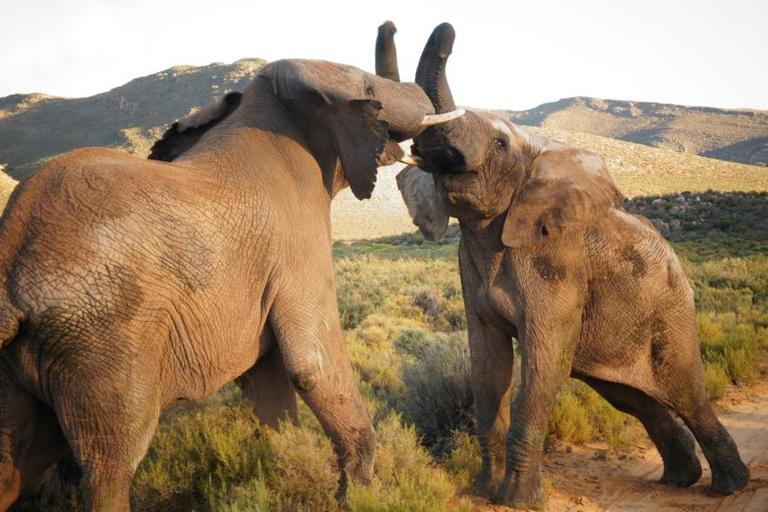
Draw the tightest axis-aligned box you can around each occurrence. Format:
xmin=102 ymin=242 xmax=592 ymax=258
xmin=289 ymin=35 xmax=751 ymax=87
xmin=2 ymin=60 xmax=768 ymax=240
xmin=0 ymin=58 xmax=265 ymax=178
xmin=2 ymin=129 xmax=767 ymax=241
xmin=506 ymin=97 xmax=768 ymax=167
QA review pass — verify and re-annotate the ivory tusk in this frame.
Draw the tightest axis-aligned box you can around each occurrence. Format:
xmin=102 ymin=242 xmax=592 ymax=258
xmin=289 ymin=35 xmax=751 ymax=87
xmin=399 ymin=155 xmax=424 ymax=166
xmin=420 ymin=109 xmax=465 ymax=126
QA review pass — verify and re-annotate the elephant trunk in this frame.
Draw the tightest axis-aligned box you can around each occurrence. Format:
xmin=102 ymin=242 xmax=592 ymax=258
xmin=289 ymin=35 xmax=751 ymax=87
xmin=375 ymin=21 xmax=400 ymax=82
xmin=412 ymin=22 xmax=477 ymax=173
xmin=415 ymin=22 xmax=457 ymax=114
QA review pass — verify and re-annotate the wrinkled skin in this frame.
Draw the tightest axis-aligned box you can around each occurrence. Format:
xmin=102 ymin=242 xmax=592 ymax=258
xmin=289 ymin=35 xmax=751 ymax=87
xmin=0 ymin=56 xmax=437 ymax=511
xmin=398 ymin=23 xmax=750 ymax=509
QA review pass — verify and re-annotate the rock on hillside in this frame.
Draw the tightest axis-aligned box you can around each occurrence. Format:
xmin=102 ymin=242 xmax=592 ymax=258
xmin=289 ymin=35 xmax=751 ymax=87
xmin=0 ymin=58 xmax=265 ymax=178
xmin=506 ymin=97 xmax=768 ymax=167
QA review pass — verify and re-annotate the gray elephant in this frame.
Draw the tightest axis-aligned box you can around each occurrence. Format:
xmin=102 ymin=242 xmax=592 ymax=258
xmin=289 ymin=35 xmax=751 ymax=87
xmin=395 ymin=23 xmax=749 ymax=509
xmin=0 ymin=47 xmax=463 ymax=509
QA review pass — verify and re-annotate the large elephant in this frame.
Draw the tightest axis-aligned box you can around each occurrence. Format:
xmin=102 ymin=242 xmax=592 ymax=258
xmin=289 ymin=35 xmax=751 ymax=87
xmin=0 ymin=46 xmax=464 ymax=509
xmin=396 ymin=23 xmax=749 ymax=509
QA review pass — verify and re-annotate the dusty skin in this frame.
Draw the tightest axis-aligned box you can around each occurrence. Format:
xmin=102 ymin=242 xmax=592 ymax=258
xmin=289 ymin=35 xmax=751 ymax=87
xmin=466 ymin=384 xmax=768 ymax=511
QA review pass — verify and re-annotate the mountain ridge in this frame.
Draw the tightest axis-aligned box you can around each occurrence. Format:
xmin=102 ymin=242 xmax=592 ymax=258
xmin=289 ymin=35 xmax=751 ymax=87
xmin=504 ymin=96 xmax=768 ymax=167
xmin=0 ymin=58 xmax=266 ymax=178
xmin=1 ymin=58 xmax=767 ymax=182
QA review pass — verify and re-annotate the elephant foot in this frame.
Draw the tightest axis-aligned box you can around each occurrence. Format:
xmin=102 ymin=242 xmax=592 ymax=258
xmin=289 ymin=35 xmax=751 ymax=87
xmin=492 ymin=470 xmax=546 ymax=510
xmin=710 ymin=458 xmax=749 ymax=495
xmin=660 ymin=456 xmax=702 ymax=488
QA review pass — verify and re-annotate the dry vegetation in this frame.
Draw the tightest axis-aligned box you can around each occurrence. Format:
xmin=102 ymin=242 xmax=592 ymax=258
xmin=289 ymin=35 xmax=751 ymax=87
xmin=11 ymin=190 xmax=768 ymax=511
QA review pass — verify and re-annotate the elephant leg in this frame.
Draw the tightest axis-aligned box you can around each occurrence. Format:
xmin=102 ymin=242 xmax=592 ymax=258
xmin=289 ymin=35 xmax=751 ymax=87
xmin=49 ymin=353 xmax=161 ymax=511
xmin=645 ymin=321 xmax=749 ymax=495
xmin=465 ymin=310 xmax=514 ymax=495
xmin=0 ymin=361 xmax=69 ymax=512
xmin=268 ymin=286 xmax=375 ymax=502
xmin=494 ymin=302 xmax=582 ymax=510
xmin=238 ymin=342 xmax=298 ymax=430
xmin=663 ymin=381 xmax=748 ymax=494
xmin=576 ymin=374 xmax=701 ymax=487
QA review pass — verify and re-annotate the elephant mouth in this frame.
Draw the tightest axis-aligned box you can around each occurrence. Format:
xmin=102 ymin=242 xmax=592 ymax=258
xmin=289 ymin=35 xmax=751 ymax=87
xmin=401 ymin=144 xmax=470 ymax=176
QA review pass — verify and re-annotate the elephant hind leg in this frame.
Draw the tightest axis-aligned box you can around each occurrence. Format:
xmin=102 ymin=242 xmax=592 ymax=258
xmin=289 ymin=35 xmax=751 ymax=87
xmin=576 ymin=374 xmax=702 ymax=488
xmin=0 ymin=363 xmax=69 ymax=512
xmin=237 ymin=341 xmax=298 ymax=430
xmin=665 ymin=386 xmax=749 ymax=495
xmin=50 ymin=362 xmax=161 ymax=511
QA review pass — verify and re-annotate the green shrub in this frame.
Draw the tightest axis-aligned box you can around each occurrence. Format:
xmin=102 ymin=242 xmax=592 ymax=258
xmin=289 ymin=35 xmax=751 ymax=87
xmin=441 ymin=432 xmax=482 ymax=490
xmin=399 ymin=332 xmax=474 ymax=455
xmin=266 ymin=421 xmax=339 ymax=512
xmin=132 ymin=401 xmax=272 ymax=511
xmin=550 ymin=391 xmax=592 ymax=444
xmin=704 ymin=362 xmax=730 ymax=400
xmin=348 ymin=414 xmax=455 ymax=512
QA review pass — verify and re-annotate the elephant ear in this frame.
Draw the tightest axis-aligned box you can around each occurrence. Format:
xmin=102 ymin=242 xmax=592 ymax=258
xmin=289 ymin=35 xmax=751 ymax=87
xmin=502 ymin=148 xmax=623 ymax=248
xmin=396 ymin=165 xmax=449 ymax=241
xmin=148 ymin=92 xmax=242 ymax=162
xmin=260 ymin=60 xmax=391 ymax=200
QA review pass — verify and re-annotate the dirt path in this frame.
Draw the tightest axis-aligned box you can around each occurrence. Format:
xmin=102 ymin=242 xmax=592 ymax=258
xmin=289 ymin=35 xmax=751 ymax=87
xmin=468 ymin=385 xmax=768 ymax=511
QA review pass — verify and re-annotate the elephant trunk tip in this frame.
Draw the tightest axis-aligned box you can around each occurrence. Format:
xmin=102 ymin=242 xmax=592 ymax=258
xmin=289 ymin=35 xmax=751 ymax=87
xmin=430 ymin=22 xmax=455 ymax=59
xmin=415 ymin=22 xmax=457 ymax=114
xmin=376 ymin=20 xmax=400 ymax=82
xmin=379 ymin=21 xmax=397 ymax=34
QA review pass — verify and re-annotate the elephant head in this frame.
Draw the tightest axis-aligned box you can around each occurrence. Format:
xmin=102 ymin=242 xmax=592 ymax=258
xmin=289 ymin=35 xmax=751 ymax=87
xmin=150 ymin=53 xmax=463 ymax=200
xmin=398 ymin=23 xmax=624 ymax=243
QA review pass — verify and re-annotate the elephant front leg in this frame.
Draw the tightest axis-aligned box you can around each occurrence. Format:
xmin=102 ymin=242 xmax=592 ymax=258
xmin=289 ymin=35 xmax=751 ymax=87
xmin=494 ymin=308 xmax=581 ymax=510
xmin=268 ymin=289 xmax=375 ymax=502
xmin=465 ymin=309 xmax=514 ymax=495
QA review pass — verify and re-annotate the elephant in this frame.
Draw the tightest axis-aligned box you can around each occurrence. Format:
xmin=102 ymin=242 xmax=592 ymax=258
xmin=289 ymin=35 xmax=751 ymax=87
xmin=0 ymin=45 xmax=465 ymax=509
xmin=395 ymin=23 xmax=750 ymax=509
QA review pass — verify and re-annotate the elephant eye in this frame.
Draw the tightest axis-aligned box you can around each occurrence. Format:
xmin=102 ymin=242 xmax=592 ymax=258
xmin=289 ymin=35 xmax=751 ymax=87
xmin=494 ymin=138 xmax=507 ymax=151
xmin=366 ymin=85 xmax=375 ymax=97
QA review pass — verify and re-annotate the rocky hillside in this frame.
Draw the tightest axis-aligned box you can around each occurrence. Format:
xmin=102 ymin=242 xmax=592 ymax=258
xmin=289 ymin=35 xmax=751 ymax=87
xmin=0 ymin=59 xmax=265 ymax=178
xmin=506 ymin=97 xmax=768 ymax=167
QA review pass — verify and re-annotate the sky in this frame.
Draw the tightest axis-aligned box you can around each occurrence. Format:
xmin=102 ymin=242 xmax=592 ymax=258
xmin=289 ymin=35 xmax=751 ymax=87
xmin=1 ymin=0 xmax=766 ymax=111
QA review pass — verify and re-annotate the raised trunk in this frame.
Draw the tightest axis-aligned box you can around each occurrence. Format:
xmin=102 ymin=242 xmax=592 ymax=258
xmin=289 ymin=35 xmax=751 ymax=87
xmin=415 ymin=22 xmax=456 ymax=114
xmin=413 ymin=23 xmax=478 ymax=173
xmin=375 ymin=21 xmax=400 ymax=82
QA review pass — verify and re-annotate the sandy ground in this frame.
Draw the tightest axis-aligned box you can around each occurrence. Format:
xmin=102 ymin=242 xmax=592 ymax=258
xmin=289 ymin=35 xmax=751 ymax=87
xmin=467 ymin=383 xmax=768 ymax=512
xmin=330 ymin=161 xmax=417 ymax=241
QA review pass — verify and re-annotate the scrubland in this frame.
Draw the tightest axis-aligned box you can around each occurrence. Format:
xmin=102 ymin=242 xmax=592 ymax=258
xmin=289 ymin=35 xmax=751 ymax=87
xmin=11 ymin=191 xmax=768 ymax=511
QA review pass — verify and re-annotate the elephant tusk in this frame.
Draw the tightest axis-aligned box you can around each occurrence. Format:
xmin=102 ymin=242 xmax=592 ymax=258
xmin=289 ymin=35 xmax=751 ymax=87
xmin=399 ymin=155 xmax=424 ymax=166
xmin=420 ymin=109 xmax=465 ymax=126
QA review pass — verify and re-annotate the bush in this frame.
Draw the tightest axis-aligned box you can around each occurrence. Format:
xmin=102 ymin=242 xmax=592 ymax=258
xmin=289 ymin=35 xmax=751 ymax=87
xmin=550 ymin=391 xmax=592 ymax=444
xmin=132 ymin=401 xmax=272 ymax=511
xmin=704 ymin=362 xmax=730 ymax=400
xmin=399 ymin=332 xmax=474 ymax=455
xmin=348 ymin=414 xmax=456 ymax=512
xmin=266 ymin=421 xmax=339 ymax=511
xmin=441 ymin=432 xmax=482 ymax=490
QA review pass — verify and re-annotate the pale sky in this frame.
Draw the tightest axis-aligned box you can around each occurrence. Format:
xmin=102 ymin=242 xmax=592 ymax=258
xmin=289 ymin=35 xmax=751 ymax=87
xmin=2 ymin=0 xmax=766 ymax=111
